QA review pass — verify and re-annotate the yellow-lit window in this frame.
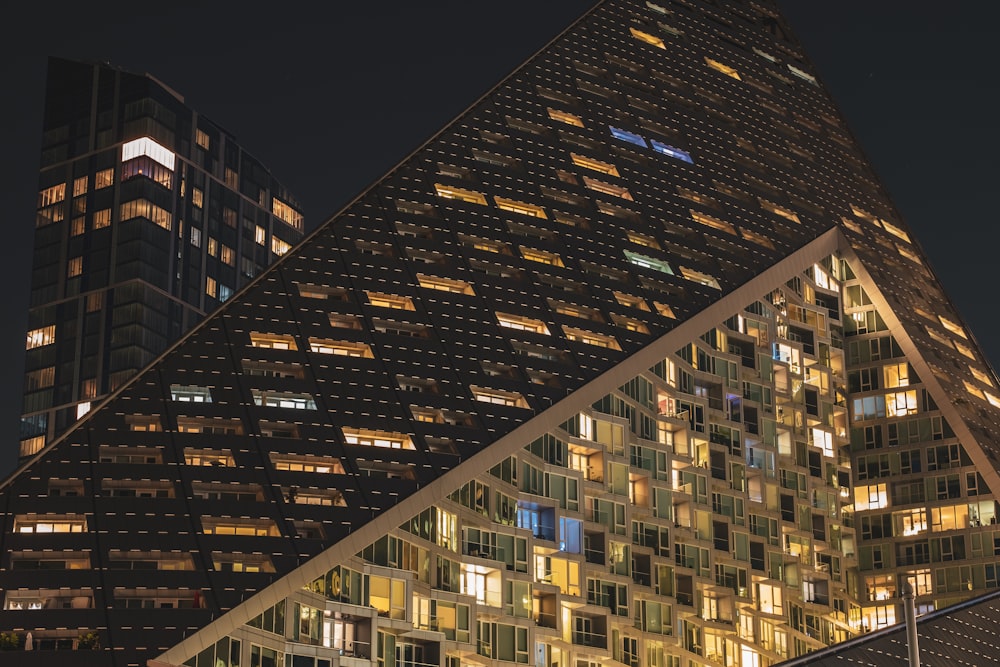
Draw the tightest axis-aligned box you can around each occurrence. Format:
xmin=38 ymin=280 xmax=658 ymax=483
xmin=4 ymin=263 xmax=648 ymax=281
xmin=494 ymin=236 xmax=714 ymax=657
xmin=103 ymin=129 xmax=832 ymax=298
xmin=931 ymin=504 xmax=968 ymax=531
xmin=740 ymin=228 xmax=776 ymax=250
xmin=308 ymin=338 xmax=374 ymax=358
xmin=938 ymin=316 xmax=967 ymax=339
xmin=195 ymin=128 xmax=210 ymax=149
xmin=970 ymin=366 xmax=994 ymax=387
xmin=610 ymin=313 xmax=650 ymax=334
xmin=365 ymin=291 xmax=416 ymax=310
xmin=205 ymin=276 xmax=217 ymax=298
xmin=26 ymin=325 xmax=56 ymax=350
xmin=255 ymin=225 xmax=267 ymax=245
xmin=954 ymin=341 xmax=976 ymax=360
xmin=690 ymin=210 xmax=737 ymax=235
xmin=202 ymin=518 xmax=279 ymax=537
xmin=850 ymin=204 xmax=879 ymax=224
xmin=881 ymin=220 xmax=911 ymax=243
xmin=562 ymin=325 xmax=622 ymax=350
xmin=207 ymin=237 xmax=218 ymax=257
xmin=19 ymin=436 xmax=45 ymax=458
xmin=520 ymin=246 xmax=564 ymax=267
xmin=680 ymin=266 xmax=722 ymax=290
xmin=93 ymin=208 xmax=111 ymax=229
xmin=272 ymin=198 xmax=304 ymax=231
xmin=38 ymin=183 xmax=66 ymax=208
xmin=549 ymin=299 xmax=603 ymax=322
xmin=95 ymin=168 xmax=114 ymax=189
xmin=272 ymin=237 xmax=291 ymax=256
xmin=72 ymin=176 xmax=88 ymax=197
xmin=854 ymin=483 xmax=888 ymax=511
xmin=14 ymin=515 xmax=87 ymax=533
xmin=192 ymin=187 xmax=204 ymax=208
xmin=434 ymin=183 xmax=487 ymax=205
xmin=963 ymin=380 xmax=985 ymax=401
xmin=759 ymin=199 xmax=801 ymax=224
xmin=583 ymin=176 xmax=633 ymax=200
xmin=120 ymin=198 xmax=171 ymax=230
xmin=571 ymin=153 xmax=620 ymax=176
xmin=897 ymin=244 xmax=922 ymax=265
xmin=70 ymin=217 xmax=85 ymax=236
xmin=494 ymin=196 xmax=547 ymax=218
xmin=184 ymin=448 xmax=234 ymax=467
xmin=341 ymin=427 xmax=414 ymax=450
xmin=630 ymin=27 xmax=665 ymax=49
xmin=471 ymin=386 xmax=529 ymax=408
xmin=883 ymin=362 xmax=909 ymax=388
xmin=417 ymin=274 xmax=475 ymax=295
xmin=220 ymin=245 xmax=235 ymax=266
xmin=705 ymin=57 xmax=742 ymax=80
xmin=249 ymin=332 xmax=297 ymax=350
xmin=496 ymin=312 xmax=550 ymax=335
xmin=614 ymin=292 xmax=650 ymax=311
xmin=626 ymin=232 xmax=660 ymax=249
xmin=547 ymin=108 xmax=584 ymax=127
xmin=885 ymin=390 xmax=918 ymax=417
xmin=271 ymin=453 xmax=344 ymax=474
xmin=655 ymin=301 xmax=677 ymax=318
xmin=67 ymin=257 xmax=83 ymax=277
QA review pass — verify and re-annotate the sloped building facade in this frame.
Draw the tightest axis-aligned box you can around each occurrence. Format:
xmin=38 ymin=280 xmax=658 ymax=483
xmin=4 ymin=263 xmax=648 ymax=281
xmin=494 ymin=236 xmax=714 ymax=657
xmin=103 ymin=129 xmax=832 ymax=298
xmin=2 ymin=2 xmax=1000 ymax=667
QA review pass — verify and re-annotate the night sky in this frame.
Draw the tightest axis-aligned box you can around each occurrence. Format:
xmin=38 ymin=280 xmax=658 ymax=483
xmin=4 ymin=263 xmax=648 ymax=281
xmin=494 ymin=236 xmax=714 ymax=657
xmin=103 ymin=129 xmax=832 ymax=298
xmin=1 ymin=2 xmax=997 ymax=476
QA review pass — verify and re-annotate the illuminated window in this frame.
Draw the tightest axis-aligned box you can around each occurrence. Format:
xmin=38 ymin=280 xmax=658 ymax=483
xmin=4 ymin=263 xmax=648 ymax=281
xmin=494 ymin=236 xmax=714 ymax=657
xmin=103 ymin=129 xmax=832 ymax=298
xmin=938 ymin=316 xmax=967 ymax=339
xmin=417 ymin=274 xmax=475 ymax=295
xmin=205 ymin=276 xmax=217 ymax=298
xmin=740 ymin=228 xmax=776 ymax=250
xmin=548 ymin=299 xmax=603 ymax=322
xmin=365 ymin=291 xmax=416 ymax=310
xmin=886 ymin=390 xmax=918 ymax=417
xmin=342 ymin=427 xmax=414 ymax=450
xmin=120 ymin=198 xmax=171 ymax=230
xmin=954 ymin=341 xmax=976 ymax=360
xmin=562 ymin=325 xmax=622 ymax=350
xmin=854 ymin=483 xmax=888 ymax=511
xmin=14 ymin=515 xmax=87 ymax=533
xmin=614 ymin=292 xmax=650 ymax=311
xmin=461 ymin=235 xmax=511 ymax=255
xmin=184 ymin=448 xmax=234 ymax=467
xmin=651 ymin=140 xmax=694 ymax=163
xmin=690 ymin=210 xmax=737 ymax=235
xmin=271 ymin=453 xmax=344 ymax=475
xmin=630 ymin=27 xmax=665 ymax=49
xmin=681 ymin=266 xmax=722 ymax=290
xmin=121 ymin=137 xmax=175 ymax=170
xmin=655 ymin=301 xmax=677 ymax=318
xmin=38 ymin=183 xmax=66 ymax=208
xmin=963 ymin=380 xmax=985 ymax=401
xmin=194 ymin=128 xmax=210 ymax=149
xmin=583 ymin=176 xmax=633 ymax=200
xmin=625 ymin=250 xmax=673 ymax=275
xmin=969 ymin=365 xmax=994 ymax=387
xmin=434 ymin=183 xmax=487 ymax=205
xmin=249 ymin=332 xmax=297 ymax=350
xmin=252 ymin=390 xmax=317 ymax=410
xmin=93 ymin=208 xmax=111 ymax=229
xmin=191 ymin=187 xmax=203 ymax=208
xmin=201 ymin=517 xmax=280 ymax=537
xmin=26 ymin=325 xmax=55 ymax=350
xmin=705 ymin=57 xmax=742 ymax=80
xmin=759 ymin=199 xmax=801 ymax=224
xmin=571 ymin=153 xmax=619 ymax=176
xmin=271 ymin=237 xmax=292 ymax=256
xmin=220 ymin=245 xmax=235 ymax=266
xmin=471 ymin=386 xmax=529 ymax=408
xmin=308 ymin=338 xmax=374 ymax=358
xmin=296 ymin=284 xmax=347 ymax=300
xmin=94 ymin=168 xmax=114 ymax=189
xmin=897 ymin=244 xmax=922 ymax=264
xmin=255 ymin=225 xmax=267 ymax=245
xmin=495 ymin=196 xmax=547 ymax=218
xmin=169 ymin=384 xmax=212 ymax=403
xmin=67 ymin=256 xmax=83 ymax=277
xmin=787 ymin=64 xmax=817 ymax=85
xmin=610 ymin=313 xmax=650 ymax=334
xmin=881 ymin=220 xmax=911 ymax=243
xmin=496 ymin=312 xmax=550 ymax=335
xmin=610 ymin=126 xmax=647 ymax=147
xmin=19 ymin=436 xmax=44 ymax=458
xmin=520 ymin=246 xmax=564 ymax=267
xmin=72 ymin=176 xmax=88 ymax=197
xmin=626 ymin=232 xmax=660 ymax=249
xmin=272 ymin=197 xmax=303 ymax=230
xmin=25 ymin=367 xmax=55 ymax=390
xmin=547 ymin=108 xmax=584 ymax=127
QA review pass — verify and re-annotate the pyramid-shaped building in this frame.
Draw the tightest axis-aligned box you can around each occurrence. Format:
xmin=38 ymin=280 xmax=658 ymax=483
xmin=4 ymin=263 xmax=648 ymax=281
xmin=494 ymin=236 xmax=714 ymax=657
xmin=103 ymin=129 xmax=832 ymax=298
xmin=4 ymin=1 xmax=1000 ymax=666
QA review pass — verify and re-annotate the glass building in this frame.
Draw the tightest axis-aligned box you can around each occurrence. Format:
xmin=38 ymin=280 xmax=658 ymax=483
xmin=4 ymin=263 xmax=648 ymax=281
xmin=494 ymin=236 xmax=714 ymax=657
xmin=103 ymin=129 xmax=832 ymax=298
xmin=1 ymin=3 xmax=999 ymax=667
xmin=20 ymin=57 xmax=304 ymax=458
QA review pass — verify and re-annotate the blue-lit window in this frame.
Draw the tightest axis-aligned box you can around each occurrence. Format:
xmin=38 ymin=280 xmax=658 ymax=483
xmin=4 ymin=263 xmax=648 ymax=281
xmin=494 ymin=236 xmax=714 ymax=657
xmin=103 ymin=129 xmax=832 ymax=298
xmin=610 ymin=126 xmax=647 ymax=147
xmin=651 ymin=140 xmax=694 ymax=164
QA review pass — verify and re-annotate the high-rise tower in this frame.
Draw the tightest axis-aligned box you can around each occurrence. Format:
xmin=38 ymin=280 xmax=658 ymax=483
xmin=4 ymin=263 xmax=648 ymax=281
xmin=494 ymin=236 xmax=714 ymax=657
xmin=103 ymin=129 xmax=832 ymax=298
xmin=2 ymin=4 xmax=999 ymax=667
xmin=20 ymin=58 xmax=305 ymax=459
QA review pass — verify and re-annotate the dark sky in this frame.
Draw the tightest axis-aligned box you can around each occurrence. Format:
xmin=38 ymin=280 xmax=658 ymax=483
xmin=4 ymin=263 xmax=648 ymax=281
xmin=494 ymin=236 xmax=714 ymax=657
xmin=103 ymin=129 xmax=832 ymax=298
xmin=1 ymin=2 xmax=997 ymax=476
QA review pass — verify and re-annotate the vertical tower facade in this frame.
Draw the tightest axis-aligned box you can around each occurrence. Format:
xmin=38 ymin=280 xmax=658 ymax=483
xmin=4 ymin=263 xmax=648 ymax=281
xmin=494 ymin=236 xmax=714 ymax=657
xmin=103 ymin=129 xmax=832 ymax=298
xmin=2 ymin=4 xmax=1000 ymax=667
xmin=20 ymin=58 xmax=304 ymax=458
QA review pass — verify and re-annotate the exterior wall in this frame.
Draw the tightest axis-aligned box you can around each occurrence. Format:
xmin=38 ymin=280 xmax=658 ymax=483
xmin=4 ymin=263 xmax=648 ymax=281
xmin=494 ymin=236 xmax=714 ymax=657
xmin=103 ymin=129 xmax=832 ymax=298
xmin=20 ymin=57 xmax=304 ymax=457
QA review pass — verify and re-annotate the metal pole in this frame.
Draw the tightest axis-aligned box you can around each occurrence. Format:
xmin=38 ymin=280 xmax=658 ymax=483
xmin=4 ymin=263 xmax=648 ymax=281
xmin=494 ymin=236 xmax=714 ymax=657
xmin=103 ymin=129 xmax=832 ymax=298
xmin=901 ymin=579 xmax=920 ymax=667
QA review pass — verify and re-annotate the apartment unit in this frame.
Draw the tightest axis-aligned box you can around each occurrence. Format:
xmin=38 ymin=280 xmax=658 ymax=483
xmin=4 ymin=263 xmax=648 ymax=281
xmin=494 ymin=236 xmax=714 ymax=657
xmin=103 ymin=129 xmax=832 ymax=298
xmin=21 ymin=57 xmax=304 ymax=457
xmin=1 ymin=3 xmax=999 ymax=667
